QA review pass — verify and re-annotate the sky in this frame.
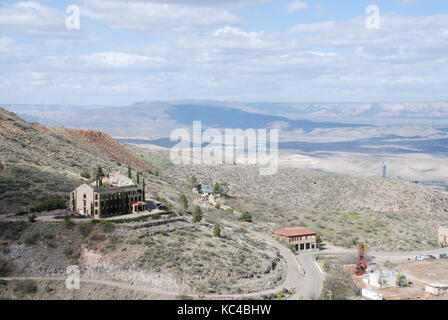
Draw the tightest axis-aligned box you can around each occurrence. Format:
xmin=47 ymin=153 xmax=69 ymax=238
xmin=0 ymin=0 xmax=448 ymax=106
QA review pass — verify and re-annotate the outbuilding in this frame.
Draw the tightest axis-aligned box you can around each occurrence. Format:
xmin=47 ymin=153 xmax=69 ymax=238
xmin=272 ymin=227 xmax=318 ymax=251
xmin=425 ymin=283 xmax=448 ymax=296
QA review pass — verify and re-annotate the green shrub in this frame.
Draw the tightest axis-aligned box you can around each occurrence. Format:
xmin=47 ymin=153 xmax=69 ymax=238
xmin=193 ymin=206 xmax=203 ymax=223
xmin=100 ymin=221 xmax=115 ymax=233
xmin=64 ymin=215 xmax=75 ymax=228
xmin=28 ymin=214 xmax=37 ymax=223
xmin=15 ymin=280 xmax=37 ymax=295
xmin=30 ymin=199 xmax=66 ymax=213
xmin=238 ymin=211 xmax=252 ymax=223
xmin=213 ymin=224 xmax=221 ymax=238
xmin=151 ymin=214 xmax=161 ymax=220
xmin=80 ymin=171 xmax=91 ymax=179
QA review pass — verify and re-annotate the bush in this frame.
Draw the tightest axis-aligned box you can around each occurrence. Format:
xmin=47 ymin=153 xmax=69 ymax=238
xmin=64 ymin=215 xmax=75 ymax=228
xmin=80 ymin=171 xmax=91 ymax=179
xmin=23 ymin=229 xmax=41 ymax=245
xmin=213 ymin=224 xmax=221 ymax=238
xmin=238 ymin=211 xmax=252 ymax=223
xmin=193 ymin=206 xmax=203 ymax=223
xmin=28 ymin=214 xmax=37 ymax=223
xmin=30 ymin=199 xmax=66 ymax=213
xmin=77 ymin=222 xmax=93 ymax=237
xmin=100 ymin=221 xmax=115 ymax=233
xmin=15 ymin=280 xmax=37 ymax=295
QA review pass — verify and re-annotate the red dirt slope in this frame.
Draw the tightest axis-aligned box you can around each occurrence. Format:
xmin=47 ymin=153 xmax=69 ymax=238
xmin=35 ymin=126 xmax=154 ymax=172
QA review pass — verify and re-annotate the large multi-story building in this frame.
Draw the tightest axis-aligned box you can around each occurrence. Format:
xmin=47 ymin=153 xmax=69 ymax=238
xmin=272 ymin=227 xmax=318 ymax=251
xmin=70 ymin=173 xmax=146 ymax=219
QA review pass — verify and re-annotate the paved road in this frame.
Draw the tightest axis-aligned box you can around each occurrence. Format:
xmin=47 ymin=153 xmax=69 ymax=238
xmin=292 ymin=245 xmax=448 ymax=300
xmin=296 ymin=253 xmax=324 ymax=300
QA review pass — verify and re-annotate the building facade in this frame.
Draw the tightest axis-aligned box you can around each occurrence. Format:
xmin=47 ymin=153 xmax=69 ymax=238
xmin=439 ymin=226 xmax=448 ymax=247
xmin=70 ymin=174 xmax=145 ymax=218
xmin=272 ymin=227 xmax=318 ymax=251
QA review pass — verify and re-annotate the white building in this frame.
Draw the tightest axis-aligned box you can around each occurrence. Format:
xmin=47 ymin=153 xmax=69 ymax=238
xmin=363 ymin=270 xmax=406 ymax=289
xmin=362 ymin=288 xmax=383 ymax=300
xmin=425 ymin=283 xmax=448 ymax=296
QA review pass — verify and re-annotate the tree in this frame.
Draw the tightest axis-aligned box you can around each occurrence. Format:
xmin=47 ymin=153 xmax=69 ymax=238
xmin=192 ymin=205 xmax=203 ymax=223
xmin=213 ymin=223 xmax=221 ymax=237
xmin=96 ymin=166 xmax=105 ymax=187
xmin=238 ymin=211 xmax=252 ymax=223
xmin=190 ymin=176 xmax=198 ymax=188
xmin=179 ymin=195 xmax=188 ymax=211
xmin=128 ymin=165 xmax=132 ymax=179
xmin=137 ymin=171 xmax=140 ymax=184
xmin=28 ymin=214 xmax=37 ymax=223
xmin=316 ymin=234 xmax=323 ymax=244
xmin=80 ymin=171 xmax=91 ymax=179
xmin=213 ymin=182 xmax=221 ymax=195
xmin=142 ymin=178 xmax=146 ymax=202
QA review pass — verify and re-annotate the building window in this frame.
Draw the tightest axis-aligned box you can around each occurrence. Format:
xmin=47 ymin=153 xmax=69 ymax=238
xmin=95 ymin=194 xmax=98 ymax=200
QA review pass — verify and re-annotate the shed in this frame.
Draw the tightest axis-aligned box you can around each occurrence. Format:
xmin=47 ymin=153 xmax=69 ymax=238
xmin=425 ymin=283 xmax=448 ymax=296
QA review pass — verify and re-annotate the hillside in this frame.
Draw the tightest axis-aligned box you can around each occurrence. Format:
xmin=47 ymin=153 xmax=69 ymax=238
xmin=35 ymin=126 xmax=154 ymax=173
xmin=0 ymin=107 xmax=153 ymax=214
xmin=128 ymin=146 xmax=448 ymax=251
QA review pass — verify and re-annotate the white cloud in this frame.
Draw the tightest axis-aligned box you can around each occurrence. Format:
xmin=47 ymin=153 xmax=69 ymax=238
xmin=0 ymin=1 xmax=64 ymax=33
xmin=287 ymin=1 xmax=309 ymax=13
xmin=81 ymin=0 xmax=241 ymax=30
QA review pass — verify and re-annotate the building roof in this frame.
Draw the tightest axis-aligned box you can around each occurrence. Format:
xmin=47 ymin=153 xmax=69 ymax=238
xmin=426 ymin=283 xmax=448 ymax=288
xmin=272 ymin=227 xmax=317 ymax=237
xmin=93 ymin=185 xmax=140 ymax=194
xmin=132 ymin=201 xmax=147 ymax=206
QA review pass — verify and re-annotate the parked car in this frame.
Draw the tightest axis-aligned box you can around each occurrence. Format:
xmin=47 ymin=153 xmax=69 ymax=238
xmin=439 ymin=253 xmax=447 ymax=259
xmin=156 ymin=203 xmax=168 ymax=211
xmin=415 ymin=254 xmax=435 ymax=260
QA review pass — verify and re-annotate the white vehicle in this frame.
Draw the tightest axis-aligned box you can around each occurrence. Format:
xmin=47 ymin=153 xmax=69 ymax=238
xmin=415 ymin=254 xmax=435 ymax=261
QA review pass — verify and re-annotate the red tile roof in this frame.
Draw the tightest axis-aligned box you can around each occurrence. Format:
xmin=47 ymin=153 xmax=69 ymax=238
xmin=132 ymin=201 xmax=147 ymax=206
xmin=272 ymin=227 xmax=317 ymax=237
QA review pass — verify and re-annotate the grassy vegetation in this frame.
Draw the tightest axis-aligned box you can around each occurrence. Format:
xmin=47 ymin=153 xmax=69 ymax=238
xmin=318 ymin=255 xmax=360 ymax=300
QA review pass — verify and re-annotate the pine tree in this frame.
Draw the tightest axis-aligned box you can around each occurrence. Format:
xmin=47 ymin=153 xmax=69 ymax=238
xmin=128 ymin=165 xmax=132 ymax=179
xmin=179 ymin=195 xmax=188 ymax=211
xmin=96 ymin=166 xmax=105 ymax=187
xmin=192 ymin=205 xmax=203 ymax=223
xmin=213 ymin=223 xmax=221 ymax=237
xmin=142 ymin=179 xmax=146 ymax=202
xmin=137 ymin=171 xmax=140 ymax=184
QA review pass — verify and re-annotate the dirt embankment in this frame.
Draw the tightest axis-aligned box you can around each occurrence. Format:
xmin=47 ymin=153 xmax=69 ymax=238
xmin=35 ymin=126 xmax=154 ymax=172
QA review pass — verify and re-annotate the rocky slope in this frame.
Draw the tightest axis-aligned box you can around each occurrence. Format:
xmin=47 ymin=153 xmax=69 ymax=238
xmin=0 ymin=107 xmax=153 ymax=214
xmin=130 ymin=147 xmax=448 ymax=250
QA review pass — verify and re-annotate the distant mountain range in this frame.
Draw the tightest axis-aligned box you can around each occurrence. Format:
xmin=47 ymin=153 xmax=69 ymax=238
xmin=3 ymin=100 xmax=447 ymax=140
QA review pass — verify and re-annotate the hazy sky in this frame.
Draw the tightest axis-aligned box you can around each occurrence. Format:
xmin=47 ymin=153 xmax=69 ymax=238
xmin=1 ymin=0 xmax=448 ymax=105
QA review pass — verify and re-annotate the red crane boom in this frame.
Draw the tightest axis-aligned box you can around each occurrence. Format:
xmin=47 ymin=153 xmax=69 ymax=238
xmin=355 ymin=243 xmax=367 ymax=276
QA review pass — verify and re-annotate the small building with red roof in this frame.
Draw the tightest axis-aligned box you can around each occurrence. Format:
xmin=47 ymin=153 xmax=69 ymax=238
xmin=272 ymin=227 xmax=318 ymax=252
